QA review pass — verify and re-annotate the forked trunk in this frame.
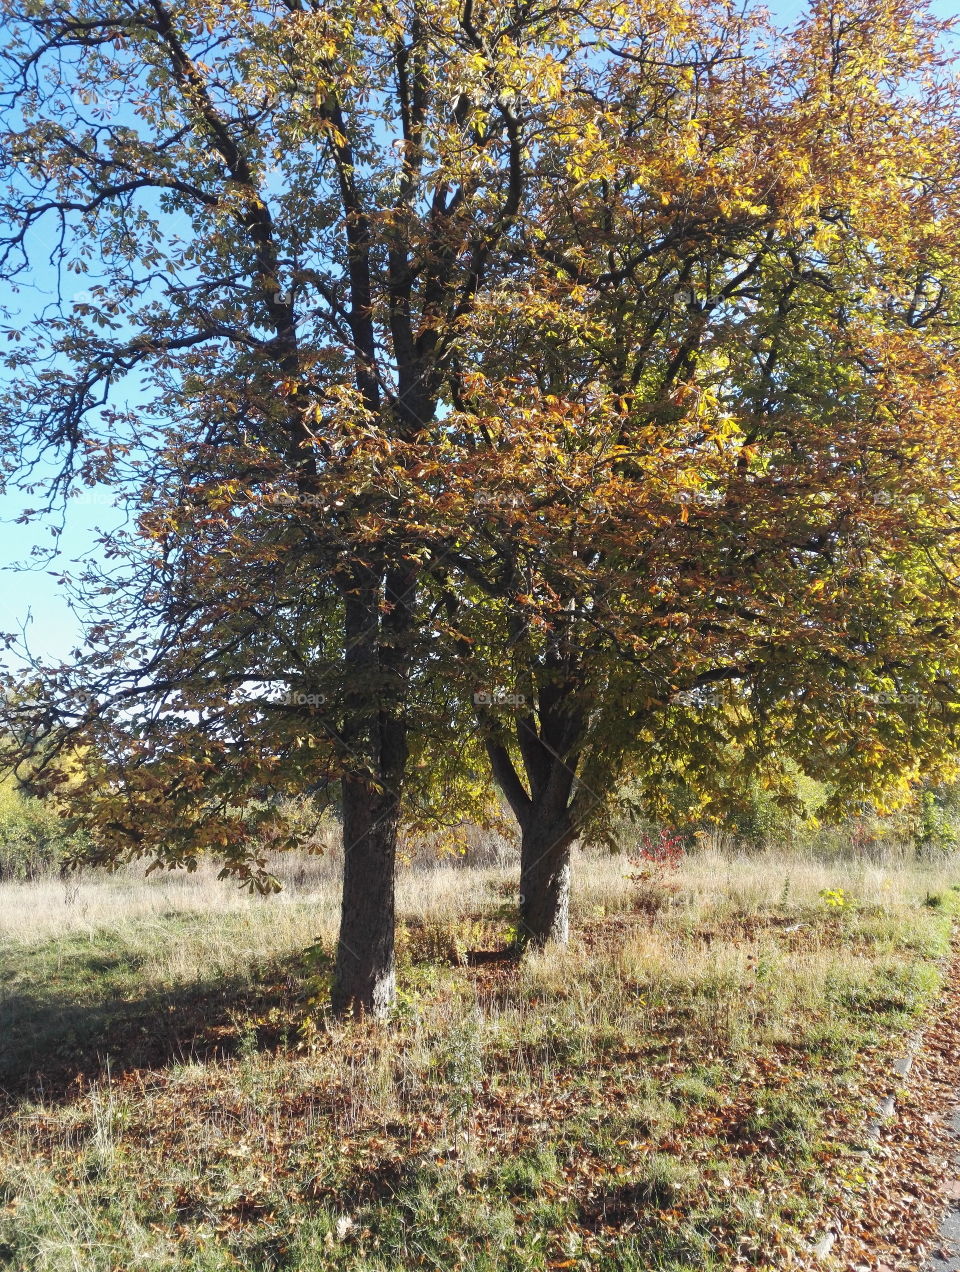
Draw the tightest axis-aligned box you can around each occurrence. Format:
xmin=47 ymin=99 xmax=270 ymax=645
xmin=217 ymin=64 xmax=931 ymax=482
xmin=331 ymin=777 xmax=399 ymax=1018
xmin=485 ymin=721 xmax=582 ymax=950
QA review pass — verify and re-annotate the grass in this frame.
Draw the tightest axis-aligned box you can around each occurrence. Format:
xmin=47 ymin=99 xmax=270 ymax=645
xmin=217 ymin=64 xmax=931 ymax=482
xmin=0 ymin=845 xmax=957 ymax=1271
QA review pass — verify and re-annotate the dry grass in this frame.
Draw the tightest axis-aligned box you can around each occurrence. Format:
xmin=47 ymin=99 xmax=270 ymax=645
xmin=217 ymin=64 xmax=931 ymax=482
xmin=2 ymin=841 xmax=947 ymax=941
xmin=1 ymin=842 xmax=957 ymax=1271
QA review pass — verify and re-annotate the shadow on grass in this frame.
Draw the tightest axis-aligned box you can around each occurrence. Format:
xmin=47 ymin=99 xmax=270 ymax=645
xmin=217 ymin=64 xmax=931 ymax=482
xmin=0 ymin=907 xmax=521 ymax=1108
xmin=0 ymin=929 xmax=317 ymax=1106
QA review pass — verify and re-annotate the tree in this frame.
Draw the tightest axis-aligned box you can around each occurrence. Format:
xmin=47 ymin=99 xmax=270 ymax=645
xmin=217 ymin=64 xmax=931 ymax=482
xmin=4 ymin=0 xmax=960 ymax=996
xmin=439 ymin=0 xmax=960 ymax=944
xmin=0 ymin=0 xmax=622 ymax=1014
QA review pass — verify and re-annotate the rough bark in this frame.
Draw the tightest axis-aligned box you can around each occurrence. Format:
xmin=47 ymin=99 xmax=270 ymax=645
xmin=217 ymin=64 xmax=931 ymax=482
xmin=487 ymin=733 xmax=580 ymax=949
xmin=331 ymin=778 xmax=399 ymax=1018
xmin=330 ymin=564 xmax=412 ymax=1018
xmin=519 ymin=810 xmax=576 ymax=946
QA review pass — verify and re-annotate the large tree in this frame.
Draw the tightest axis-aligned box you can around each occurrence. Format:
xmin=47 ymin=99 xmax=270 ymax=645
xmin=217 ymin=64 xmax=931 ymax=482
xmin=0 ymin=0 xmax=623 ymax=1014
xmin=4 ymin=0 xmax=960 ymax=992
xmin=439 ymin=0 xmax=960 ymax=944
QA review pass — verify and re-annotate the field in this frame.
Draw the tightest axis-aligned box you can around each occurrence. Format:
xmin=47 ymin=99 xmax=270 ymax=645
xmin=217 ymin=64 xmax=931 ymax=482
xmin=1 ymin=843 xmax=958 ymax=1272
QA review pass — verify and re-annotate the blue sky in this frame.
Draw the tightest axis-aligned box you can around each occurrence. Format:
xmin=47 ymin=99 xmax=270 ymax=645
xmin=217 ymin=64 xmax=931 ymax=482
xmin=0 ymin=0 xmax=954 ymax=663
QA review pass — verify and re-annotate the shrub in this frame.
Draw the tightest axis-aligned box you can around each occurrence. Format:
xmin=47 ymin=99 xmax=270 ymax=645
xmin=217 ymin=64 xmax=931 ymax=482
xmin=627 ymin=828 xmax=685 ymax=919
xmin=912 ymin=786 xmax=959 ymax=860
xmin=0 ymin=780 xmax=80 ymax=880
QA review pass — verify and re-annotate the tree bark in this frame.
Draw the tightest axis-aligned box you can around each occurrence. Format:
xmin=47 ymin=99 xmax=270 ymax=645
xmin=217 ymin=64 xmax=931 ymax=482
xmin=487 ymin=734 xmax=580 ymax=949
xmin=519 ymin=805 xmax=576 ymax=947
xmin=330 ymin=564 xmax=412 ymax=1018
xmin=331 ymin=777 xmax=399 ymax=1018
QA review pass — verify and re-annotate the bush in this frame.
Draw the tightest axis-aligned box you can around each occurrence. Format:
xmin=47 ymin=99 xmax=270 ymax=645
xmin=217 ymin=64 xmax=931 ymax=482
xmin=912 ymin=785 xmax=959 ymax=860
xmin=615 ymin=771 xmax=960 ymax=865
xmin=0 ymin=780 xmax=80 ymax=880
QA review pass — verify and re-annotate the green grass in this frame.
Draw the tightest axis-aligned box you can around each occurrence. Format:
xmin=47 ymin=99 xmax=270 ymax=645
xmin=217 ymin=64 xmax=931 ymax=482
xmin=0 ymin=850 xmax=957 ymax=1271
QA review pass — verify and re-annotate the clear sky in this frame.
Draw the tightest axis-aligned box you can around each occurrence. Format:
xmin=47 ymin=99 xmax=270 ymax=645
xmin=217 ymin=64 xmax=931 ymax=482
xmin=0 ymin=0 xmax=955 ymax=663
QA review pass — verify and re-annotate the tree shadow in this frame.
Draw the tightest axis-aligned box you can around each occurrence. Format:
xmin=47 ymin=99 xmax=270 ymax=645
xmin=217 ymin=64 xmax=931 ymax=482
xmin=0 ymin=949 xmax=315 ymax=1107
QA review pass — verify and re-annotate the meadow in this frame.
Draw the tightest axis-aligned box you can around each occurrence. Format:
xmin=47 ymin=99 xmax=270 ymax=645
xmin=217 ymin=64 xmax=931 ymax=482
xmin=1 ymin=838 xmax=958 ymax=1271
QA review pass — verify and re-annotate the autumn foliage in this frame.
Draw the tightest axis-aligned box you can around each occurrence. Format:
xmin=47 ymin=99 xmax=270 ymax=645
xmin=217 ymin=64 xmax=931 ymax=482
xmin=2 ymin=0 xmax=960 ymax=1012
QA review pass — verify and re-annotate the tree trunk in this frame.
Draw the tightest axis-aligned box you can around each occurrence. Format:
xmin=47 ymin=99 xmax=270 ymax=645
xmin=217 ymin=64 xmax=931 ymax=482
xmin=330 ymin=571 xmax=409 ymax=1020
xmin=519 ymin=809 xmax=576 ymax=947
xmin=330 ymin=557 xmax=414 ymax=1018
xmin=485 ymin=732 xmax=581 ymax=949
xmin=331 ymin=777 xmax=399 ymax=1018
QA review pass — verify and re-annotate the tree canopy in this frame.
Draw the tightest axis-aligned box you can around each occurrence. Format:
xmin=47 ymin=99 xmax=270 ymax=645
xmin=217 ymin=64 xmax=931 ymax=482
xmin=399 ymin=0 xmax=960 ymax=942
